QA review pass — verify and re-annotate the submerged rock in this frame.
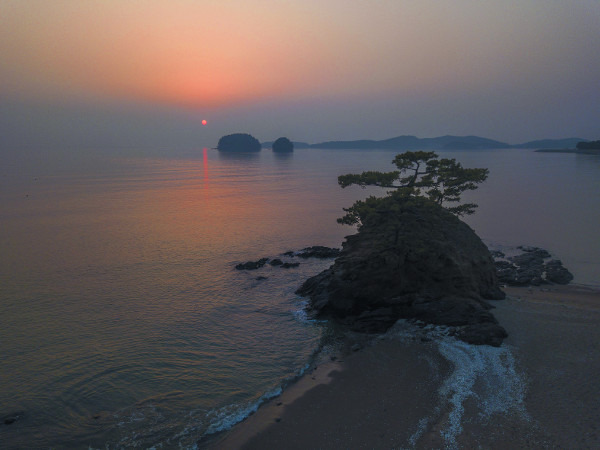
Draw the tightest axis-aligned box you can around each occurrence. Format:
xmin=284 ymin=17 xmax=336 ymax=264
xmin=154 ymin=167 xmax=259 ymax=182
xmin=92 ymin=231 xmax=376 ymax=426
xmin=517 ymin=246 xmax=551 ymax=258
xmin=235 ymin=246 xmax=340 ymax=272
xmin=2 ymin=412 xmax=24 ymax=425
xmin=297 ymin=196 xmax=506 ymax=346
xmin=236 ymin=258 xmax=269 ymax=270
xmin=296 ymin=246 xmax=341 ymax=259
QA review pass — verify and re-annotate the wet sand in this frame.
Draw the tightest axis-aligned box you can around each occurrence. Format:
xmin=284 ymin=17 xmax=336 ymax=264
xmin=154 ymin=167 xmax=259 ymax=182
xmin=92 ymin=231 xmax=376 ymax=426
xmin=210 ymin=284 xmax=600 ymax=449
xmin=209 ymin=336 xmax=452 ymax=449
xmin=495 ymin=285 xmax=600 ymax=448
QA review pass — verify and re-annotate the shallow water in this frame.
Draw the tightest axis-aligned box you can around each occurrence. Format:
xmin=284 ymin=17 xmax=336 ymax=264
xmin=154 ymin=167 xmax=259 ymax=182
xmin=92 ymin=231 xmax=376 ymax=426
xmin=1 ymin=146 xmax=598 ymax=447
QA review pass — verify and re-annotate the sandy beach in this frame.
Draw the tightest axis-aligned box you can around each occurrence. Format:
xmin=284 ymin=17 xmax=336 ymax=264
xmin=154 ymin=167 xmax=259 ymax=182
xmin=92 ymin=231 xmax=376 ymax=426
xmin=209 ymin=284 xmax=600 ymax=449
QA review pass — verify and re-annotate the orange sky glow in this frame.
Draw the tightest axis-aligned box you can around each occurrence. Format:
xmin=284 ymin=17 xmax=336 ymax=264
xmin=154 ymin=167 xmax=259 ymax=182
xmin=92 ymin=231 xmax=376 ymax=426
xmin=1 ymin=0 xmax=599 ymax=145
xmin=2 ymin=1 xmax=371 ymax=107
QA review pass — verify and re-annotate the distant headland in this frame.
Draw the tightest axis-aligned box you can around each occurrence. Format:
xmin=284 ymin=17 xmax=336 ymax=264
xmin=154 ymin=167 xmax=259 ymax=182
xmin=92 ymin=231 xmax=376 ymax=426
xmin=219 ymin=133 xmax=595 ymax=152
xmin=535 ymin=139 xmax=600 ymax=155
xmin=259 ymin=135 xmax=589 ymax=151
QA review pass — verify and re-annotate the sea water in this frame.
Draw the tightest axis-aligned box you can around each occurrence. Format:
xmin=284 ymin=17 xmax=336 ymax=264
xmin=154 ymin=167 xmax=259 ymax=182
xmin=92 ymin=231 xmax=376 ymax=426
xmin=1 ymin=147 xmax=598 ymax=448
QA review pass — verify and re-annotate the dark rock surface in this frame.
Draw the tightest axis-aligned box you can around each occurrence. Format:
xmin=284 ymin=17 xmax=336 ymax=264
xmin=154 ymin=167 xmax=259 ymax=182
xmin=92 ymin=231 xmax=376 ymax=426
xmin=272 ymin=137 xmax=294 ymax=152
xmin=236 ymin=258 xmax=269 ymax=270
xmin=217 ymin=133 xmax=261 ymax=152
xmin=545 ymin=259 xmax=574 ymax=284
xmin=296 ymin=246 xmax=341 ymax=259
xmin=296 ymin=196 xmax=506 ymax=346
xmin=457 ymin=322 xmax=508 ymax=347
xmin=235 ymin=247 xmax=341 ymax=273
xmin=517 ymin=246 xmax=551 ymax=258
xmin=492 ymin=246 xmax=573 ymax=286
xmin=2 ymin=412 xmax=23 ymax=425
xmin=237 ymin=257 xmax=302 ymax=270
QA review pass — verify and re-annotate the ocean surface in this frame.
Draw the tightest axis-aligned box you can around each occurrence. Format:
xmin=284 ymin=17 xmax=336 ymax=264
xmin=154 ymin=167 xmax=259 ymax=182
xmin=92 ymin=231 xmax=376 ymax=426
xmin=1 ymin=146 xmax=599 ymax=448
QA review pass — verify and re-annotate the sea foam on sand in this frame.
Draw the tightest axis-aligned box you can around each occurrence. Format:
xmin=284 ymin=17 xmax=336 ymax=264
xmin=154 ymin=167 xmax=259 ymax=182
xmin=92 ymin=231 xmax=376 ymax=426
xmin=212 ymin=285 xmax=600 ymax=449
xmin=382 ymin=320 xmax=529 ymax=448
xmin=434 ymin=339 xmax=528 ymax=447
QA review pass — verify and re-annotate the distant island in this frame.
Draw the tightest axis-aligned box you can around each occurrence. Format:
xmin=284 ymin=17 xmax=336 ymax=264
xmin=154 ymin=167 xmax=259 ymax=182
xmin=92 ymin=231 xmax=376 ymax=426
xmin=218 ymin=133 xmax=261 ymax=152
xmin=519 ymin=138 xmax=586 ymax=149
xmin=260 ymin=135 xmax=589 ymax=151
xmin=262 ymin=140 xmax=310 ymax=149
xmin=271 ymin=137 xmax=294 ymax=152
xmin=535 ymin=139 xmax=600 ymax=154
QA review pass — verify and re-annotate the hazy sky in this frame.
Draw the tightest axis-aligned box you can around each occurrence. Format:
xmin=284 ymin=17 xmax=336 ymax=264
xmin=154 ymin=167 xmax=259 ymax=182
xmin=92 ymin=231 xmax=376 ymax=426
xmin=1 ymin=0 xmax=599 ymax=150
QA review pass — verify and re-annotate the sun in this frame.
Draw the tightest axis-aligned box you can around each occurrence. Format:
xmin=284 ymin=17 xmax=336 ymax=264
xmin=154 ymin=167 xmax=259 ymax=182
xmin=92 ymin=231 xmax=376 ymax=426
xmin=201 ymin=119 xmax=208 ymax=126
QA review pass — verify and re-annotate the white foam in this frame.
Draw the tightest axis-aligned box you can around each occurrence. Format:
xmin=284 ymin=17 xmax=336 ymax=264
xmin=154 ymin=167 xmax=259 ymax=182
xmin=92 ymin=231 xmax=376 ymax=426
xmin=408 ymin=416 xmax=431 ymax=447
xmin=385 ymin=321 xmax=529 ymax=448
xmin=436 ymin=339 xmax=528 ymax=448
xmin=291 ymin=297 xmax=327 ymax=324
xmin=204 ymin=386 xmax=283 ymax=435
xmin=292 ymin=298 xmax=311 ymax=322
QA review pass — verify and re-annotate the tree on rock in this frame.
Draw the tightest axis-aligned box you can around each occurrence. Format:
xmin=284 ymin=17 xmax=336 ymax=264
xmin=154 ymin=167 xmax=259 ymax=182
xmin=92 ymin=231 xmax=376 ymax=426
xmin=272 ymin=137 xmax=294 ymax=152
xmin=296 ymin=152 xmax=506 ymax=346
xmin=217 ymin=133 xmax=261 ymax=152
xmin=338 ymin=151 xmax=488 ymax=224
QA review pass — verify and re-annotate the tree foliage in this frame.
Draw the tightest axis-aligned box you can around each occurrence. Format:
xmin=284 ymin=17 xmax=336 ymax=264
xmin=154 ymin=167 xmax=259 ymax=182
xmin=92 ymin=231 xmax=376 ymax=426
xmin=576 ymin=140 xmax=600 ymax=150
xmin=337 ymin=151 xmax=489 ymax=225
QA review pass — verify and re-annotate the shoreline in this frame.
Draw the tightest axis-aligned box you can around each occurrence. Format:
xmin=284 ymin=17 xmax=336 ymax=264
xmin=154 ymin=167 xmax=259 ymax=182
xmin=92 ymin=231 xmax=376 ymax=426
xmin=208 ymin=283 xmax=600 ymax=449
xmin=207 ymin=331 xmax=452 ymax=449
xmin=535 ymin=148 xmax=600 ymax=155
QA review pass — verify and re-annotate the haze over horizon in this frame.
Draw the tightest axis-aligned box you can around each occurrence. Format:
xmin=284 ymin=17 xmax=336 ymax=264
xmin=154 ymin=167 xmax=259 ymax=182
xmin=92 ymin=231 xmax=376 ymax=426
xmin=1 ymin=0 xmax=599 ymax=152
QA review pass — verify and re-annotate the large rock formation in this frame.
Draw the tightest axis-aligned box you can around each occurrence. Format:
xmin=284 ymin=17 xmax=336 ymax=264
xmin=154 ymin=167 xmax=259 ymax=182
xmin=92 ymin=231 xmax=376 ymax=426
xmin=217 ymin=133 xmax=261 ymax=152
xmin=297 ymin=196 xmax=507 ymax=346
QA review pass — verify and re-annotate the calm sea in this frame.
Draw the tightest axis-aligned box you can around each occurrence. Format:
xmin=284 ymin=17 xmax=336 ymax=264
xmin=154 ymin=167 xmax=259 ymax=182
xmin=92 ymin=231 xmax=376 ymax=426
xmin=1 ymin=147 xmax=598 ymax=448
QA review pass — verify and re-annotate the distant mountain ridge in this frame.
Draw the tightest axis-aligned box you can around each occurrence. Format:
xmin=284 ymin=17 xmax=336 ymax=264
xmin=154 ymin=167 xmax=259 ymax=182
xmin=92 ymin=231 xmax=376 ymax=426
xmin=312 ymin=135 xmax=509 ymax=150
xmin=261 ymin=135 xmax=587 ymax=150
xmin=517 ymin=138 xmax=584 ymax=149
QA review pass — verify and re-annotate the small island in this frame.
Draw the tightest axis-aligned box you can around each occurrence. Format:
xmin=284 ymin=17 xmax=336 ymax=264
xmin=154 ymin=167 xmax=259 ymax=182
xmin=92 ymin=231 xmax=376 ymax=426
xmin=272 ymin=137 xmax=294 ymax=152
xmin=535 ymin=139 xmax=600 ymax=154
xmin=217 ymin=133 xmax=261 ymax=152
xmin=296 ymin=151 xmax=508 ymax=346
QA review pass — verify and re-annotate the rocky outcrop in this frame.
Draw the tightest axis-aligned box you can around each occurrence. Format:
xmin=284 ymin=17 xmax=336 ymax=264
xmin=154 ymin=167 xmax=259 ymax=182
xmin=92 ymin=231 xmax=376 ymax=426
xmin=236 ymin=247 xmax=340 ymax=271
xmin=217 ymin=133 xmax=261 ymax=152
xmin=272 ymin=137 xmax=294 ymax=152
xmin=545 ymin=259 xmax=574 ymax=284
xmin=236 ymin=258 xmax=269 ymax=270
xmin=493 ymin=246 xmax=573 ymax=286
xmin=282 ymin=246 xmax=341 ymax=259
xmin=296 ymin=246 xmax=341 ymax=259
xmin=296 ymin=196 xmax=507 ymax=346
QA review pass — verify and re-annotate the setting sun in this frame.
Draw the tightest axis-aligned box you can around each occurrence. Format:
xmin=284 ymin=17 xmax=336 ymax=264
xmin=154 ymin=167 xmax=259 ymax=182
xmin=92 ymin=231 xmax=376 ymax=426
xmin=202 ymin=119 xmax=207 ymax=126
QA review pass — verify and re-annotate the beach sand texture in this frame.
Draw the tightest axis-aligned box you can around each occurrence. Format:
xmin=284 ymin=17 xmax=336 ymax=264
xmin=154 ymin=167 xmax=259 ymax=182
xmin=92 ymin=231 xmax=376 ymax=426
xmin=211 ymin=285 xmax=600 ymax=449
